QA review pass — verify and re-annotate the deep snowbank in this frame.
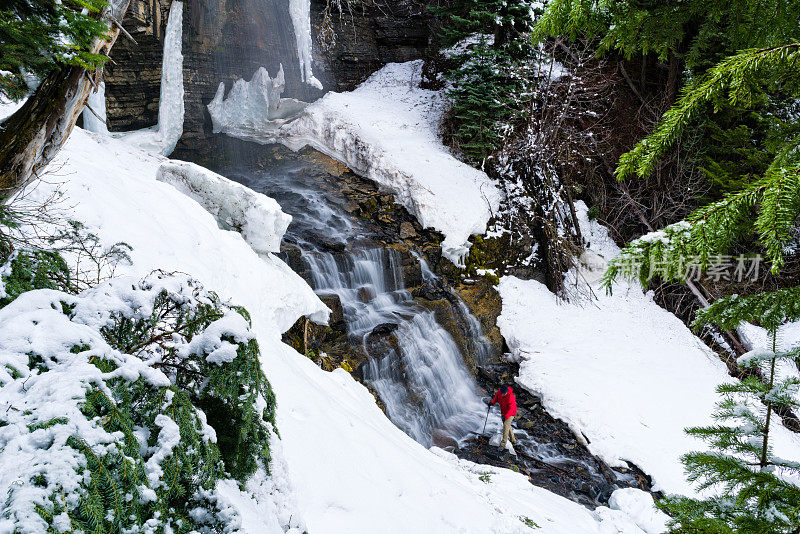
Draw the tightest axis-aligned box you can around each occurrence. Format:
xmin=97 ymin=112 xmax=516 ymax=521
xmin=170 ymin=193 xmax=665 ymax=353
xmin=156 ymin=160 xmax=292 ymax=255
xmin=497 ymin=201 xmax=800 ymax=497
xmin=26 ymin=129 xmax=661 ymax=533
xmin=279 ymin=61 xmax=501 ymax=266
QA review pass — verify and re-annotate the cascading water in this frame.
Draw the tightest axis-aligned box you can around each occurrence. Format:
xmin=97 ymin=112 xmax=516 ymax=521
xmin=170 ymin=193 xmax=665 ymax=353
xmin=216 ymin=151 xmax=647 ymax=507
xmin=227 ymin=161 xmax=493 ymax=447
xmin=304 ymin=248 xmax=488 ymax=446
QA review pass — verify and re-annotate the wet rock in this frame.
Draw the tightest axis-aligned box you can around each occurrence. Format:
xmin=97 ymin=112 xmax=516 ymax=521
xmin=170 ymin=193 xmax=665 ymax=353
xmin=370 ymin=322 xmax=399 ymax=337
xmin=279 ymin=245 xmax=313 ymax=286
xmin=320 ymin=294 xmax=346 ymax=331
xmin=399 ymin=221 xmax=417 ymax=239
xmin=357 ymin=285 xmax=375 ymax=303
xmin=454 ymin=279 xmax=505 ymax=362
xmin=319 ymin=239 xmax=346 ymax=253
xmin=413 ymin=281 xmax=447 ymax=301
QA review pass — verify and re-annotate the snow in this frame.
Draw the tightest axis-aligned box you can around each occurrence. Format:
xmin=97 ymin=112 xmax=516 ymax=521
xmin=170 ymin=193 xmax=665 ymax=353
xmin=210 ymin=60 xmax=501 ymax=266
xmin=207 ymin=65 xmax=308 ymax=141
xmin=156 ymin=160 xmax=292 ymax=255
xmin=596 ymin=489 xmax=669 ymax=534
xmin=189 ymin=311 xmax=253 ymax=365
xmin=82 ymin=80 xmax=109 ymax=134
xmin=737 ymin=320 xmax=800 ymax=406
xmin=38 ymin=129 xmax=328 ymax=334
xmin=288 ymin=0 xmax=322 ymax=89
xmin=497 ymin=201 xmax=800 ymax=500
xmin=14 ymin=127 xmax=665 ymax=532
xmin=113 ymin=0 xmax=184 ymax=156
xmin=0 ymin=95 xmax=27 ymax=123
xmin=0 ymin=289 xmax=133 ymax=532
xmin=279 ymin=61 xmax=502 ymax=266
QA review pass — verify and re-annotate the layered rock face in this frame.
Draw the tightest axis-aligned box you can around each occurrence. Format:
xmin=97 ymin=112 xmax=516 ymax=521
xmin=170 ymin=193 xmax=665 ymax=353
xmin=310 ymin=0 xmax=434 ymax=92
xmin=104 ymin=0 xmax=435 ymax=156
xmin=104 ymin=0 xmax=172 ymax=131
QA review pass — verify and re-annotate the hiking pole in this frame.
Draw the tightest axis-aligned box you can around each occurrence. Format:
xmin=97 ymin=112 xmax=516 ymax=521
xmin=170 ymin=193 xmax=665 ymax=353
xmin=482 ymin=404 xmax=491 ymax=434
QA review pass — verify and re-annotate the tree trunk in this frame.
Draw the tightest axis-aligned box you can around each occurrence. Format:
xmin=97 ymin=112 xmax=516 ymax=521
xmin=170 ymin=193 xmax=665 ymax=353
xmin=760 ymin=334 xmax=778 ymax=468
xmin=0 ymin=1 xmax=132 ymax=199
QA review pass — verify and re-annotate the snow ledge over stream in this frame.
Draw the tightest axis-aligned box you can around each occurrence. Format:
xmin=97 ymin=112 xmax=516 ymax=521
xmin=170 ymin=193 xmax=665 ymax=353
xmin=208 ymin=60 xmax=502 ymax=266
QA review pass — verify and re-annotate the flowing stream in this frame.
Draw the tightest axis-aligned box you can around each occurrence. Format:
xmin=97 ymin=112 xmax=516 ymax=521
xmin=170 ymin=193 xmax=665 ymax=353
xmin=216 ymin=152 xmax=641 ymax=506
xmin=228 ymin=160 xmax=493 ymax=447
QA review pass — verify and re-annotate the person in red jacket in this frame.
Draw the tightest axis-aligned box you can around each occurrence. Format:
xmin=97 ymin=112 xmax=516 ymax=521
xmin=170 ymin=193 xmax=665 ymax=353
xmin=490 ymin=384 xmax=517 ymax=448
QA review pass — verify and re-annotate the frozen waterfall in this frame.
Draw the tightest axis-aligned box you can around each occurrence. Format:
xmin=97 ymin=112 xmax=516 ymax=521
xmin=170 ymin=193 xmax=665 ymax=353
xmin=289 ymin=0 xmax=323 ymax=89
xmin=82 ymin=81 xmax=109 ymax=135
xmin=113 ymin=0 xmax=184 ymax=156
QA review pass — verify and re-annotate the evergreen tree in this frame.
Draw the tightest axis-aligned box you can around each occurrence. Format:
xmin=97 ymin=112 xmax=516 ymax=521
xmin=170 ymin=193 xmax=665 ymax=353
xmin=1 ymin=206 xmax=279 ymax=532
xmin=656 ymin=291 xmax=800 ymax=533
xmin=537 ymin=2 xmax=800 ymax=528
xmin=0 ymin=271 xmax=279 ymax=532
xmin=534 ymin=0 xmax=800 ymax=72
xmin=1 ymin=0 xmax=110 ymax=100
xmin=535 ymin=0 xmax=800 ymax=211
xmin=435 ymin=0 xmax=543 ymax=161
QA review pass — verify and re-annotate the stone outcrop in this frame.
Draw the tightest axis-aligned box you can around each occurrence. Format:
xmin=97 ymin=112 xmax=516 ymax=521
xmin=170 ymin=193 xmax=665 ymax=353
xmin=104 ymin=0 xmax=436 ymax=157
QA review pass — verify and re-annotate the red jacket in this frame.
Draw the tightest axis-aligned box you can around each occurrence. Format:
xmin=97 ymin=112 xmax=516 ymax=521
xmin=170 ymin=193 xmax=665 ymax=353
xmin=490 ymin=387 xmax=517 ymax=420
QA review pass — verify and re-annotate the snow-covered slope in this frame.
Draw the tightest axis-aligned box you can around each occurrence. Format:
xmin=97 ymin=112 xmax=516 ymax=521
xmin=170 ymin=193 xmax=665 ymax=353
xmin=156 ymin=160 xmax=292 ymax=255
xmin=280 ymin=61 xmax=501 ymax=266
xmin=497 ymin=201 xmax=800 ymax=497
xmin=25 ymin=129 xmax=658 ymax=533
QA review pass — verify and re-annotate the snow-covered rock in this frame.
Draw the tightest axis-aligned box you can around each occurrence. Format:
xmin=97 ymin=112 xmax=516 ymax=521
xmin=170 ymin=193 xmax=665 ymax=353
xmin=207 ymin=65 xmax=308 ymax=141
xmin=156 ymin=160 xmax=292 ymax=255
xmin=279 ymin=61 xmax=502 ymax=266
xmin=596 ymin=489 xmax=670 ymax=534
xmin=113 ymin=0 xmax=184 ymax=156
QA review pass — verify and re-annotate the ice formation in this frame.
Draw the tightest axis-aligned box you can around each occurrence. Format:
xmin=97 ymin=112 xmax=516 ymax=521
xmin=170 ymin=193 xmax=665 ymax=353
xmin=288 ymin=0 xmax=323 ymax=89
xmin=207 ymin=65 xmax=308 ymax=142
xmin=113 ymin=0 xmax=184 ymax=156
xmin=82 ymin=81 xmax=109 ymax=134
xmin=156 ymin=160 xmax=292 ymax=255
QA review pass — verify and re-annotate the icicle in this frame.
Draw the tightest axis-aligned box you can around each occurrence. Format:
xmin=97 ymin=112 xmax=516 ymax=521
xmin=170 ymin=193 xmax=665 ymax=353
xmin=288 ymin=0 xmax=323 ymax=89
xmin=112 ymin=0 xmax=184 ymax=156
xmin=82 ymin=81 xmax=109 ymax=135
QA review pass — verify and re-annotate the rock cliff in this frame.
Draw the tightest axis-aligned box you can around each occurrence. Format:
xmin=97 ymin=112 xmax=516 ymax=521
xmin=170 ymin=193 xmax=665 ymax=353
xmin=104 ymin=0 xmax=435 ymax=156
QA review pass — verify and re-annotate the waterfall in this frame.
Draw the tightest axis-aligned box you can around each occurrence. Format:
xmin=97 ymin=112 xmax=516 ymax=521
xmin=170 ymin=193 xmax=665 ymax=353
xmin=223 ymin=158 xmax=494 ymax=447
xmin=304 ymin=248 xmax=487 ymax=446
